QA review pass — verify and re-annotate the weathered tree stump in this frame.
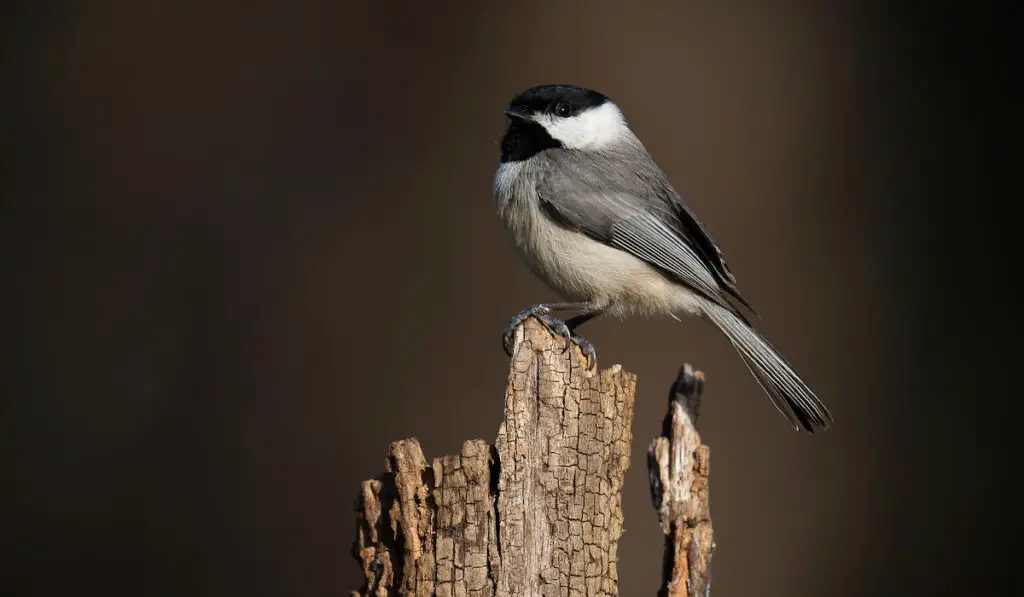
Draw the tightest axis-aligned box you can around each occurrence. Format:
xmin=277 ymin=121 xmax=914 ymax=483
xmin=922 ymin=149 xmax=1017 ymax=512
xmin=351 ymin=318 xmax=714 ymax=596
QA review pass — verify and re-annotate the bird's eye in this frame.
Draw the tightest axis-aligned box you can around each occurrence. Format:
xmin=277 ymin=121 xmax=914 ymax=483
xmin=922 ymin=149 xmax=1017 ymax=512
xmin=555 ymin=103 xmax=572 ymax=117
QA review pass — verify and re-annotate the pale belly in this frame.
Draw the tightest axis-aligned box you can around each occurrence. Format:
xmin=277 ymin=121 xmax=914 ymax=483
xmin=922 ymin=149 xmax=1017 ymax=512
xmin=509 ymin=199 xmax=703 ymax=320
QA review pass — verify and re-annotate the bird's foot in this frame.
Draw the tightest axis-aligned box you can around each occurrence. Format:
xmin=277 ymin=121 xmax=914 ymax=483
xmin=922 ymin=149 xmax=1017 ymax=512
xmin=568 ymin=334 xmax=597 ymax=371
xmin=502 ymin=305 xmax=598 ymax=370
xmin=502 ymin=305 xmax=568 ymax=354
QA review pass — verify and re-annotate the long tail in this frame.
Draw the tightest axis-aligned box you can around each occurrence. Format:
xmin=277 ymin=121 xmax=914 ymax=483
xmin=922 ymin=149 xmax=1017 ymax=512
xmin=703 ymin=302 xmax=833 ymax=432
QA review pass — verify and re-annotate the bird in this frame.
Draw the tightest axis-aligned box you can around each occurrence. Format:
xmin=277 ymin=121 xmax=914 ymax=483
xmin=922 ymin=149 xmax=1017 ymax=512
xmin=492 ymin=84 xmax=832 ymax=432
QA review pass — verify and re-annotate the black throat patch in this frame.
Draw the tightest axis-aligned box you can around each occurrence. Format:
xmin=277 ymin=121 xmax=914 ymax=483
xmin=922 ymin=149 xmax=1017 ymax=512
xmin=500 ymin=118 xmax=562 ymax=163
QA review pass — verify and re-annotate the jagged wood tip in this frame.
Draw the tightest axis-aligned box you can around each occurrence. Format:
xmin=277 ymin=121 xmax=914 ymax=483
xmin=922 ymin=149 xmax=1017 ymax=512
xmin=647 ymin=363 xmax=715 ymax=597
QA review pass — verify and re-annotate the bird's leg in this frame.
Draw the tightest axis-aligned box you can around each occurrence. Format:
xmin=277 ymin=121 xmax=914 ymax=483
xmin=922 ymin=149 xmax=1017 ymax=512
xmin=565 ymin=307 xmax=606 ymax=332
xmin=502 ymin=302 xmax=590 ymax=356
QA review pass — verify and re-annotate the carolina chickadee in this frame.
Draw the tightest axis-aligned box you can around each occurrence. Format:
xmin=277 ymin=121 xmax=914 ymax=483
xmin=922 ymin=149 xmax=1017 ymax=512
xmin=493 ymin=84 xmax=832 ymax=432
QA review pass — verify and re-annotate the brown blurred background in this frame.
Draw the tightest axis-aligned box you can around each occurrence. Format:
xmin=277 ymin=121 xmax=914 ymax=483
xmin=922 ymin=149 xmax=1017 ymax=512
xmin=2 ymin=2 xmax=1016 ymax=596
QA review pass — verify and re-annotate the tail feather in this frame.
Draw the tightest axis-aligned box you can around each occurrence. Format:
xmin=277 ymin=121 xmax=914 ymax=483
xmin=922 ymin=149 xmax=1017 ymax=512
xmin=703 ymin=303 xmax=833 ymax=432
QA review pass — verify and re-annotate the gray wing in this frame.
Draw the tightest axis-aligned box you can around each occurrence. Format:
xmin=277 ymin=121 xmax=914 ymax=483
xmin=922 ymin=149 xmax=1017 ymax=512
xmin=535 ymin=149 xmax=755 ymax=321
xmin=536 ymin=150 xmax=833 ymax=432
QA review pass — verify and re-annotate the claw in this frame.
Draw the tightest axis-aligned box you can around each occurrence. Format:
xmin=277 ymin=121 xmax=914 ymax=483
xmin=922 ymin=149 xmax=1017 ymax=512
xmin=535 ymin=313 xmax=571 ymax=346
xmin=572 ymin=336 xmax=598 ymax=371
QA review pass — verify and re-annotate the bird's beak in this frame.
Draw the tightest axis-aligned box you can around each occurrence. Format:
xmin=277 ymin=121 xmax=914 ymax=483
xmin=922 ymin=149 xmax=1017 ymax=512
xmin=505 ymin=107 xmax=530 ymax=121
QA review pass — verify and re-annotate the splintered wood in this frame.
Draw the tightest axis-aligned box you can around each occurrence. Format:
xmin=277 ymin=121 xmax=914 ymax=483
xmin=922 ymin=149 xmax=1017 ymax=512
xmin=352 ymin=319 xmax=715 ymax=596
xmin=351 ymin=318 xmax=635 ymax=597
xmin=647 ymin=365 xmax=714 ymax=597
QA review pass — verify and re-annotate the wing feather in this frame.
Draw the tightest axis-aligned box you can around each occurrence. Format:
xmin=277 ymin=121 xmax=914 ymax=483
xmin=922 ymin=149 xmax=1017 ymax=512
xmin=609 ymin=213 xmax=740 ymax=316
xmin=534 ymin=149 xmax=752 ymax=320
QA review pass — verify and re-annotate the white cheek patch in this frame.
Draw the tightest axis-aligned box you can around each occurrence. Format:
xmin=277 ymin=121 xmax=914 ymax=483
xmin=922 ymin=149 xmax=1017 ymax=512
xmin=535 ymin=102 xmax=626 ymax=150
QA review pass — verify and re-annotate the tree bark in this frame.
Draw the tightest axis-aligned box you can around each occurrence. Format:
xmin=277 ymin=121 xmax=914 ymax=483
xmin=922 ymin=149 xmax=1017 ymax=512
xmin=351 ymin=319 xmax=714 ymax=596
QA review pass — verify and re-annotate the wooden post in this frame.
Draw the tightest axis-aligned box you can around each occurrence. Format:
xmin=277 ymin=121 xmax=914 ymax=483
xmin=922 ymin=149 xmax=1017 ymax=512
xmin=351 ymin=318 xmax=714 ymax=596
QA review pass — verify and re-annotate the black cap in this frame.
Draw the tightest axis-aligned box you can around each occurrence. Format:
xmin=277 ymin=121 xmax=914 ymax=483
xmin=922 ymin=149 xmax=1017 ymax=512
xmin=506 ymin=85 xmax=609 ymax=118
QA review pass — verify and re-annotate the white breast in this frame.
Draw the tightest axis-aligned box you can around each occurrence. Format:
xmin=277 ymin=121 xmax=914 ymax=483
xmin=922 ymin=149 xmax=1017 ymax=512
xmin=493 ymin=160 xmax=703 ymax=319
